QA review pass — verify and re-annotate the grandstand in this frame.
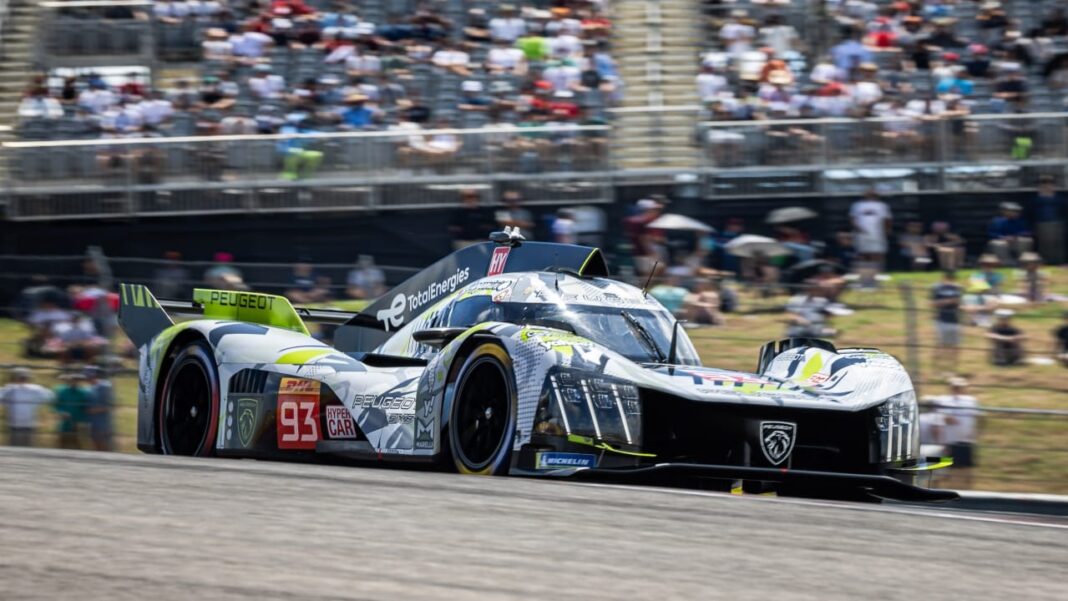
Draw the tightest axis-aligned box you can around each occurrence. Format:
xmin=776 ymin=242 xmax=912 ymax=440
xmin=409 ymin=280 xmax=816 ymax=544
xmin=0 ymin=0 xmax=1065 ymax=241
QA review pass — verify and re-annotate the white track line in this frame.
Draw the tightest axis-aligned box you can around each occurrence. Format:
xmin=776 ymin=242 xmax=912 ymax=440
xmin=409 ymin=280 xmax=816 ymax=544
xmin=569 ymin=481 xmax=1068 ymax=530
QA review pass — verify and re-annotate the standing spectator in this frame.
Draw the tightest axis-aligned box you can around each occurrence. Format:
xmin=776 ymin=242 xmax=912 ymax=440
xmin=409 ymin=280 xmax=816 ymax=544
xmin=624 ymin=197 xmax=665 ymax=275
xmin=153 ymin=250 xmax=189 ymax=299
xmin=551 ymin=208 xmax=577 ymax=244
xmin=204 ymin=251 xmax=245 ymax=289
xmin=1053 ymin=311 xmax=1068 ymax=368
xmin=920 ymin=377 xmax=979 ymax=489
xmin=987 ymin=201 xmax=1031 ymax=264
xmin=286 ymin=263 xmax=330 ymax=304
xmin=346 ymin=255 xmax=386 ymax=300
xmin=54 ymin=371 xmax=91 ymax=449
xmin=495 ymin=190 xmax=534 ymax=237
xmin=449 ymin=189 xmax=492 ymax=250
xmin=84 ymin=366 xmax=113 ymax=452
xmin=1031 ymin=174 xmax=1066 ymax=265
xmin=931 ymin=270 xmax=964 ymax=375
xmin=987 ymin=309 xmax=1026 ymax=365
xmin=0 ymin=367 xmax=55 ymax=447
xmin=849 ymin=188 xmax=893 ymax=273
xmin=1017 ymin=252 xmax=1048 ymax=303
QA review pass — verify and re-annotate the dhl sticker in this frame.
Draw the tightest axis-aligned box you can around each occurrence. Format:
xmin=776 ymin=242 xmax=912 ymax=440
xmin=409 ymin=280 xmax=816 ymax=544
xmin=279 ymin=378 xmax=321 ymax=395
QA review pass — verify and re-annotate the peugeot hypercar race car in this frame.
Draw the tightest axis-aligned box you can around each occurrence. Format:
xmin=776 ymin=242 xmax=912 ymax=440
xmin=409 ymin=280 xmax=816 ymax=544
xmin=118 ymin=233 xmax=956 ymax=502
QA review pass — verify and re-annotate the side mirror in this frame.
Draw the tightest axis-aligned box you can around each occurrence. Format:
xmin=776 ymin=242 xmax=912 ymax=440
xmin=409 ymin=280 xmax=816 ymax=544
xmin=412 ymin=327 xmax=467 ymax=348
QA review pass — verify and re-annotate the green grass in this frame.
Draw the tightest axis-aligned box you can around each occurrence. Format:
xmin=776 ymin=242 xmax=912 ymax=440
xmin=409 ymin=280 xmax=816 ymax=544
xmin=1 ymin=276 xmax=1065 ymax=493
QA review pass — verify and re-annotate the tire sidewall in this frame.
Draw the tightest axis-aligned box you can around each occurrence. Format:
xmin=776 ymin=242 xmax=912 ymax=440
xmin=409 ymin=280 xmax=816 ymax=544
xmin=158 ymin=340 xmax=220 ymax=456
xmin=448 ymin=343 xmax=517 ymax=476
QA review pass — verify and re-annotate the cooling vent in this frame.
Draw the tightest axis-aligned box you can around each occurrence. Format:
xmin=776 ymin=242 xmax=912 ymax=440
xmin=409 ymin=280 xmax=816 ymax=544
xmin=228 ymin=369 xmax=270 ymax=395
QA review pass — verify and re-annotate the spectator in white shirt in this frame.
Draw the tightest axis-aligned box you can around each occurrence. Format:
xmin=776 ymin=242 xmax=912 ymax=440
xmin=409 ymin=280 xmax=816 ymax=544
xmin=760 ymin=14 xmax=798 ymax=56
xmin=202 ymin=28 xmax=234 ymax=61
xmin=720 ymin=10 xmax=756 ymax=57
xmin=79 ymin=84 xmax=117 ymax=114
xmin=345 ymin=51 xmax=382 ymax=77
xmin=346 ymin=255 xmax=386 ymax=299
xmin=548 ymin=30 xmax=582 ymax=59
xmin=696 ymin=63 xmax=729 ymax=101
xmin=248 ymin=64 xmax=286 ymax=99
xmin=544 ymin=59 xmax=581 ymax=91
xmin=0 ymin=367 xmax=55 ymax=447
xmin=849 ymin=187 xmax=893 ymax=271
xmin=18 ymin=91 xmax=64 ymax=119
xmin=230 ymin=29 xmax=274 ymax=61
xmin=488 ymin=6 xmax=526 ymax=42
xmin=432 ymin=43 xmax=472 ymax=76
xmin=138 ymin=91 xmax=175 ymax=127
xmin=487 ymin=37 xmax=527 ymax=74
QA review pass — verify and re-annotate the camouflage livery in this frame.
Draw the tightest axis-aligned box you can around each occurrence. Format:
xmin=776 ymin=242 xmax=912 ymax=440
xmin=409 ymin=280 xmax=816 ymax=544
xmin=119 ymin=238 xmax=954 ymax=502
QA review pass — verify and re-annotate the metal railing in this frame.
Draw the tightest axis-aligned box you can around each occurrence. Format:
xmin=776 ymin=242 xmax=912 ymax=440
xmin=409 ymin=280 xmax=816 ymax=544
xmin=37 ymin=1 xmax=155 ymax=66
xmin=5 ymin=111 xmax=1068 ymax=217
xmin=2 ymin=124 xmax=613 ymax=219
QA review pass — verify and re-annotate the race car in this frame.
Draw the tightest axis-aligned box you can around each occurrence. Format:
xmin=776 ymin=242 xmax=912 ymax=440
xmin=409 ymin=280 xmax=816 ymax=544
xmin=118 ymin=230 xmax=955 ymax=502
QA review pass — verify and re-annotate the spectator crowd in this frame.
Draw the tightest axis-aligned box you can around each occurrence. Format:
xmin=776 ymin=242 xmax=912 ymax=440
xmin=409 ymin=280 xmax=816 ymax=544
xmin=18 ymin=0 xmax=620 ymax=157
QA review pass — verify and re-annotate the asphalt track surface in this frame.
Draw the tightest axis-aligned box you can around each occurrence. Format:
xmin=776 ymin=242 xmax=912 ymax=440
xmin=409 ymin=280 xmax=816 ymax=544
xmin=1 ymin=448 xmax=1065 ymax=601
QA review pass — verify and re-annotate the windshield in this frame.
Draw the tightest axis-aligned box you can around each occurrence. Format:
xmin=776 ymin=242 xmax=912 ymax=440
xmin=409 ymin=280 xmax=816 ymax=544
xmin=445 ymin=296 xmax=700 ymax=366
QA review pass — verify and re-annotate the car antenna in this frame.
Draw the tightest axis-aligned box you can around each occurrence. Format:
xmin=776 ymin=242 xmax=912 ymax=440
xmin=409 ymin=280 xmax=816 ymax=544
xmin=641 ymin=262 xmax=659 ymax=297
xmin=553 ymin=253 xmax=560 ymax=291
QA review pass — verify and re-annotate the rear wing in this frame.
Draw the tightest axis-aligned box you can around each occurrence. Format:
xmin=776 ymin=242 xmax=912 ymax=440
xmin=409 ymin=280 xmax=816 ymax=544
xmin=333 ymin=240 xmax=608 ymax=353
xmin=117 ymin=283 xmax=358 ymax=348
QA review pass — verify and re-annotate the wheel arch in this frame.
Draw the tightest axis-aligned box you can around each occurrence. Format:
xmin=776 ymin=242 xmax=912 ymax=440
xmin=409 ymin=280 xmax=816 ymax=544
xmin=143 ymin=327 xmax=213 ymax=453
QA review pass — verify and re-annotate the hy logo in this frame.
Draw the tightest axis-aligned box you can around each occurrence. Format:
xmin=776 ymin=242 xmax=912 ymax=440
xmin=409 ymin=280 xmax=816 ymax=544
xmin=236 ymin=398 xmax=259 ymax=447
xmin=487 ymin=246 xmax=511 ymax=276
xmin=759 ymin=421 xmax=797 ymax=466
xmin=376 ymin=293 xmax=407 ymax=331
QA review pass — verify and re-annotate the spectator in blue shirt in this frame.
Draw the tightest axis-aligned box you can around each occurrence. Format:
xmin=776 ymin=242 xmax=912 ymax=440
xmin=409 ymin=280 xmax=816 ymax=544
xmin=936 ymin=67 xmax=975 ymax=96
xmin=831 ymin=28 xmax=872 ymax=73
xmin=1032 ymin=174 xmax=1066 ymax=264
xmin=987 ymin=201 xmax=1031 ymax=263
xmin=340 ymin=94 xmax=375 ymax=129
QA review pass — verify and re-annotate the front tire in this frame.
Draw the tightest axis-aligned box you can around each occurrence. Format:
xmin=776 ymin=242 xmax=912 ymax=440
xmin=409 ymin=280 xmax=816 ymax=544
xmin=447 ymin=343 xmax=517 ymax=475
xmin=158 ymin=340 xmax=220 ymax=456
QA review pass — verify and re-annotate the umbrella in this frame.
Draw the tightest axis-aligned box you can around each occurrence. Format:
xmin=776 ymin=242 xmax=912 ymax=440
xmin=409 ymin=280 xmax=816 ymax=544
xmin=648 ymin=213 xmax=715 ymax=233
xmin=785 ymin=259 xmax=847 ymax=284
xmin=766 ymin=206 xmax=818 ymax=224
xmin=723 ymin=235 xmax=791 ymax=258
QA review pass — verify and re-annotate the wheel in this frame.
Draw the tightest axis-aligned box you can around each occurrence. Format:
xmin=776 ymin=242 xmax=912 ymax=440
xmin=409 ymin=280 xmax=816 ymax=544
xmin=447 ymin=343 xmax=517 ymax=475
xmin=158 ymin=339 xmax=220 ymax=456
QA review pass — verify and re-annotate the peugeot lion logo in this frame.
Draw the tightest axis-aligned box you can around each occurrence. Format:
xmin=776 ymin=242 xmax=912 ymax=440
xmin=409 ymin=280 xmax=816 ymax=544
xmin=759 ymin=421 xmax=797 ymax=466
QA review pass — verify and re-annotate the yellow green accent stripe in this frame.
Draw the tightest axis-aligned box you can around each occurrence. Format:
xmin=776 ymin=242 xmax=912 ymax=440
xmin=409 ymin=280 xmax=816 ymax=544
xmin=800 ymin=353 xmax=824 ymax=380
xmin=276 ymin=348 xmax=332 ymax=364
xmin=566 ymin=434 xmax=657 ymax=458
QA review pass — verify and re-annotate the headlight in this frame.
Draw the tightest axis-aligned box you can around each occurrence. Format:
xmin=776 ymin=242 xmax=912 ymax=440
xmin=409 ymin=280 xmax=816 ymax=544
xmin=534 ymin=369 xmax=641 ymax=446
xmin=876 ymin=390 xmax=918 ymax=462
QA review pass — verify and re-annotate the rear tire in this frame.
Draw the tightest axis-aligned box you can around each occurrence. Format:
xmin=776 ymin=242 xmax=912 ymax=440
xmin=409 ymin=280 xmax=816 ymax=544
xmin=447 ymin=343 xmax=517 ymax=475
xmin=158 ymin=340 xmax=220 ymax=456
